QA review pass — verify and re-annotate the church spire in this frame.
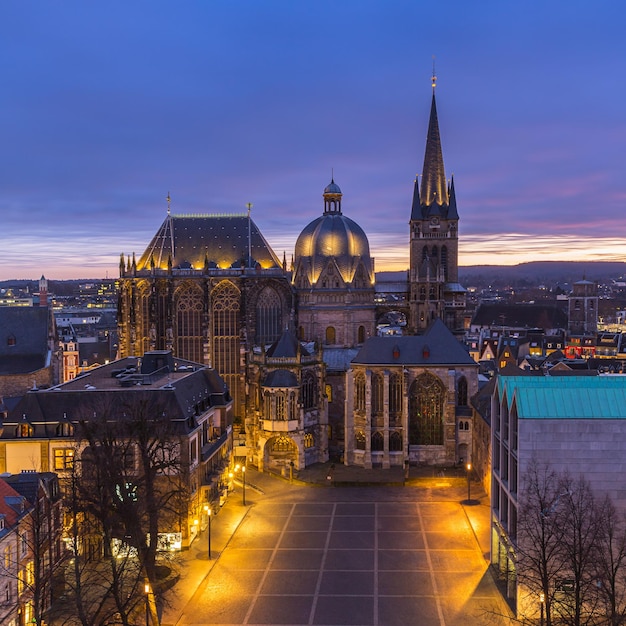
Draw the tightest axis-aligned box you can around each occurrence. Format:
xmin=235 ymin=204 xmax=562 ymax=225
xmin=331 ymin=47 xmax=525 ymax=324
xmin=419 ymin=91 xmax=448 ymax=208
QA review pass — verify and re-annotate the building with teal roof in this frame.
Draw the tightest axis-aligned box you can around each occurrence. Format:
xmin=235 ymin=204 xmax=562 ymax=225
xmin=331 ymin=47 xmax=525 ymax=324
xmin=491 ymin=373 xmax=626 ymax=617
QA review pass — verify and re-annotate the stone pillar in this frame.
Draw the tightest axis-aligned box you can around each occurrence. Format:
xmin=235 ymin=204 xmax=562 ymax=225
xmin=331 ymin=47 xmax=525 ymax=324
xmin=383 ymin=370 xmax=390 ymax=469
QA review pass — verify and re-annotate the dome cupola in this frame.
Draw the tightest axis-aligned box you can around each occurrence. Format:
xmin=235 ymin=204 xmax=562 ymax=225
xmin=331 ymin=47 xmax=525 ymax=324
xmin=293 ymin=179 xmax=374 ymax=287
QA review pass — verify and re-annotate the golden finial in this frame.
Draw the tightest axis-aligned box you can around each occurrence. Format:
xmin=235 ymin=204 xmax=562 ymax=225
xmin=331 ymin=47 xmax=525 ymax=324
xmin=166 ymin=191 xmax=171 ymax=215
xmin=431 ymin=55 xmax=437 ymax=90
xmin=246 ymin=202 xmax=253 ymax=215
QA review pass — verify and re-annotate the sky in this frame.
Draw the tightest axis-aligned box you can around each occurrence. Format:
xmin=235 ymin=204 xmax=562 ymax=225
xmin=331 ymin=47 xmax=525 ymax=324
xmin=2 ymin=1 xmax=626 ymax=280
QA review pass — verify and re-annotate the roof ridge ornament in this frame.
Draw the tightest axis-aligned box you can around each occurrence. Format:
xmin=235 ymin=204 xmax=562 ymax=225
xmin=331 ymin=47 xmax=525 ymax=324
xmin=166 ymin=191 xmax=171 ymax=216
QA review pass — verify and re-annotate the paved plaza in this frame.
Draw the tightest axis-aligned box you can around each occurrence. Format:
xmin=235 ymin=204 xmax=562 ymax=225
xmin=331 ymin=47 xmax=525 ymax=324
xmin=163 ymin=469 xmax=513 ymax=626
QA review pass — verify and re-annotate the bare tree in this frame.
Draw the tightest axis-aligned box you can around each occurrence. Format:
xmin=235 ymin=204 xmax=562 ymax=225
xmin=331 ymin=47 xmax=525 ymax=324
xmin=516 ymin=462 xmax=626 ymax=626
xmin=552 ymin=474 xmax=603 ymax=626
xmin=593 ymin=495 xmax=626 ymax=626
xmin=54 ymin=393 xmax=189 ymax=625
xmin=516 ymin=459 xmax=568 ymax=626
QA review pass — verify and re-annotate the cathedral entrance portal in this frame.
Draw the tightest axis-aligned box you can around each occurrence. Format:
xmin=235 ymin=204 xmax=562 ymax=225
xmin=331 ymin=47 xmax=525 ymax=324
xmin=264 ymin=435 xmax=298 ymax=476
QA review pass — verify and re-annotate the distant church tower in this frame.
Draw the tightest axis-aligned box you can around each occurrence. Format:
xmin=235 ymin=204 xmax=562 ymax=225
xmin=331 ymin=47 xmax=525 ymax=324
xmin=409 ymin=75 xmax=464 ymax=333
xmin=568 ymin=279 xmax=598 ymax=335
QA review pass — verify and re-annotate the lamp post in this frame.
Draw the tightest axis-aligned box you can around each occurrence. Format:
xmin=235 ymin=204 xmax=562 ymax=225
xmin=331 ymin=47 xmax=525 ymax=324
xmin=466 ymin=462 xmax=472 ymax=503
xmin=204 ymin=504 xmax=212 ymax=559
xmin=144 ymin=583 xmax=150 ymax=626
xmin=235 ymin=463 xmax=246 ymax=505
xmin=540 ymin=591 xmax=545 ymax=626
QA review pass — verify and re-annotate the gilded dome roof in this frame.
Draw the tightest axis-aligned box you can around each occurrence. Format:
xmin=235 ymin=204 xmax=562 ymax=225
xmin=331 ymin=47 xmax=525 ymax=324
xmin=293 ymin=180 xmax=373 ymax=285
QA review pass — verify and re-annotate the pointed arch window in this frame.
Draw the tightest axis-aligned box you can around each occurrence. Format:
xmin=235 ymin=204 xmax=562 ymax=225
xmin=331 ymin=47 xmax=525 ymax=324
xmin=175 ymin=283 xmax=204 ymax=363
xmin=441 ymin=246 xmax=448 ymax=280
xmin=137 ymin=283 xmax=151 ymax=355
xmin=355 ymin=372 xmax=366 ymax=413
xmin=212 ymin=281 xmax=241 ymax=411
xmin=270 ymin=435 xmax=295 ymax=453
xmin=371 ymin=373 xmax=384 ymax=416
xmin=389 ymin=373 xmax=402 ymax=417
xmin=301 ymin=372 xmax=317 ymax=410
xmin=389 ymin=431 xmax=403 ymax=452
xmin=408 ymin=372 xmax=445 ymax=445
xmin=457 ymin=376 xmax=468 ymax=406
xmin=256 ymin=286 xmax=282 ymax=345
xmin=156 ymin=284 xmax=169 ymax=350
xmin=371 ymin=431 xmax=384 ymax=452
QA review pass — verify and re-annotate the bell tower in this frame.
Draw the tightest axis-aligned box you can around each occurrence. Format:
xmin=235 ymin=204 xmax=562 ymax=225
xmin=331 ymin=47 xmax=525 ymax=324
xmin=409 ymin=74 xmax=463 ymax=333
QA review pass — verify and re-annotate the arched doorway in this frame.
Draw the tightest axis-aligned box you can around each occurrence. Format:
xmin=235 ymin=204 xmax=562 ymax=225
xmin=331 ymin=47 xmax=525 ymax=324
xmin=264 ymin=434 xmax=298 ymax=474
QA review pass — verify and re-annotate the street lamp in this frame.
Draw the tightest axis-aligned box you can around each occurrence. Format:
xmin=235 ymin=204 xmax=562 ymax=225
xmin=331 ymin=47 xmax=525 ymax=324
xmin=204 ymin=504 xmax=212 ymax=559
xmin=540 ymin=591 xmax=545 ymax=626
xmin=235 ymin=463 xmax=246 ymax=505
xmin=466 ymin=462 xmax=472 ymax=503
xmin=144 ymin=582 xmax=150 ymax=626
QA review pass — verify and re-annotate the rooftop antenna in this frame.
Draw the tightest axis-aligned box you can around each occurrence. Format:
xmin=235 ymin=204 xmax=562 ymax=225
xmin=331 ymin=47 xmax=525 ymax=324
xmin=431 ymin=55 xmax=437 ymax=91
xmin=166 ymin=191 xmax=171 ymax=215
xmin=246 ymin=202 xmax=253 ymax=269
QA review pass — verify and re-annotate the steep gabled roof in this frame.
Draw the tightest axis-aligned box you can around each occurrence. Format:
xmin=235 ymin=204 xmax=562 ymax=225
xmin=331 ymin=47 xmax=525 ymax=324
xmin=0 ymin=307 xmax=51 ymax=375
xmin=352 ymin=319 xmax=475 ymax=366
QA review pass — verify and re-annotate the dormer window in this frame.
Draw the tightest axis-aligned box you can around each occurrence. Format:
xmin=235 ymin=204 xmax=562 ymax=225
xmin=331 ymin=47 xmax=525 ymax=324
xmin=56 ymin=422 xmax=74 ymax=437
xmin=17 ymin=423 xmax=34 ymax=438
xmin=7 ymin=335 xmax=16 ymax=347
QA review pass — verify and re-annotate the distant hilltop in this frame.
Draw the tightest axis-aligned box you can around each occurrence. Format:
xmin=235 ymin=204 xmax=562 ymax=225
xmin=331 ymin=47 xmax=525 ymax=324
xmin=1 ymin=261 xmax=626 ymax=292
xmin=458 ymin=260 xmax=626 ymax=286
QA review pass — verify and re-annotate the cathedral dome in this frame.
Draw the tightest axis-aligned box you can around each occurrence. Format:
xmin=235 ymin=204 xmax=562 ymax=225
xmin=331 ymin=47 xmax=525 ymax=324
xmin=294 ymin=180 xmax=373 ymax=285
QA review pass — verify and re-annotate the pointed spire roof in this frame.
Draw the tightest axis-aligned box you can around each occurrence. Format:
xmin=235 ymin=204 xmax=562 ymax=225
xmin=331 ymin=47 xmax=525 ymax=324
xmin=419 ymin=93 xmax=448 ymax=208
xmin=447 ymin=175 xmax=459 ymax=219
xmin=266 ymin=328 xmax=310 ymax=358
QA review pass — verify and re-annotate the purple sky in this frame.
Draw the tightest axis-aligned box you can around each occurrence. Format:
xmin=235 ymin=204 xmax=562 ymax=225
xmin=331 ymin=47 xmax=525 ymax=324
xmin=2 ymin=1 xmax=626 ymax=280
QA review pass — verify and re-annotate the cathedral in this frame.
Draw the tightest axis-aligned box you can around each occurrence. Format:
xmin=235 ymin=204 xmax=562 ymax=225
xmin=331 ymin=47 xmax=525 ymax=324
xmin=118 ymin=83 xmax=472 ymax=471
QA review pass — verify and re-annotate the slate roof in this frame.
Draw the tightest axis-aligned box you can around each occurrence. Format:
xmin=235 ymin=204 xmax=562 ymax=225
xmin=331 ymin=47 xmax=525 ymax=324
xmin=3 ymin=472 xmax=60 ymax=505
xmin=266 ymin=330 xmax=310 ymax=358
xmin=5 ymin=354 xmax=230 ymax=439
xmin=263 ymin=369 xmax=299 ymax=388
xmin=352 ymin=319 xmax=475 ymax=367
xmin=497 ymin=375 xmax=626 ymax=419
xmin=322 ymin=348 xmax=359 ymax=372
xmin=137 ymin=214 xmax=282 ymax=271
xmin=0 ymin=307 xmax=51 ymax=374
xmin=471 ymin=303 xmax=568 ymax=330
xmin=0 ymin=479 xmax=27 ymax=534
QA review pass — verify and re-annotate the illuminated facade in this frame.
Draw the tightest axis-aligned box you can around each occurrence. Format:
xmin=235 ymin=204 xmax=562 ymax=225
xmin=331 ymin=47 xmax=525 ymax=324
xmin=246 ymin=329 xmax=328 ymax=472
xmin=345 ymin=320 xmax=477 ymax=467
xmin=117 ymin=212 xmax=293 ymax=419
xmin=409 ymin=85 xmax=465 ymax=333
xmin=117 ymin=85 xmax=467 ymax=469
xmin=293 ymin=179 xmax=376 ymax=347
